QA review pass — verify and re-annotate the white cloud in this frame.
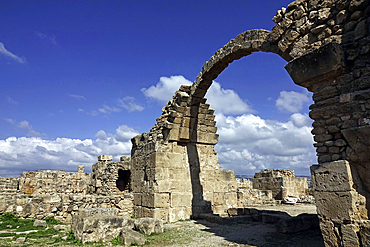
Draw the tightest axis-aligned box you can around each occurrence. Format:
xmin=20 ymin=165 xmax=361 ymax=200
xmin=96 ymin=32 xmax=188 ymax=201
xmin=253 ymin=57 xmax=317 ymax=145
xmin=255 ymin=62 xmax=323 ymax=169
xmin=276 ymin=91 xmax=311 ymax=113
xmin=0 ymin=42 xmax=26 ymax=64
xmin=68 ymin=93 xmax=86 ymax=100
xmin=18 ymin=120 xmax=31 ymax=130
xmin=118 ymin=97 xmax=144 ymax=112
xmin=205 ymin=82 xmax=252 ymax=115
xmin=84 ymin=97 xmax=144 ymax=116
xmin=35 ymin=31 xmax=57 ymax=45
xmin=215 ymin=112 xmax=315 ymax=175
xmin=290 ymin=113 xmax=312 ymax=128
xmin=142 ymin=75 xmax=252 ymax=115
xmin=3 ymin=118 xmax=46 ymax=138
xmin=98 ymin=105 xmax=121 ymax=114
xmin=0 ymin=124 xmax=139 ymax=177
xmin=141 ymin=75 xmax=192 ymax=102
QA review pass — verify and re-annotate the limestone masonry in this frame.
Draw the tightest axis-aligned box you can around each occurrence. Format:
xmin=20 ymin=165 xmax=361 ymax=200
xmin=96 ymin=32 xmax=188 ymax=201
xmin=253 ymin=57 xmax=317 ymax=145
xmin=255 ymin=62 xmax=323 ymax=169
xmin=1 ymin=0 xmax=370 ymax=246
xmin=0 ymin=158 xmax=308 ymax=224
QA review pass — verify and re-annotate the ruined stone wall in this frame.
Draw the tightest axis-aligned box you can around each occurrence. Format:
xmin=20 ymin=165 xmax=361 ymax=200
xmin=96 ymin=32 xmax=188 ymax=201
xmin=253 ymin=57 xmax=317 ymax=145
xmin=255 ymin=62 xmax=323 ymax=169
xmin=252 ymin=176 xmax=308 ymax=200
xmin=254 ymin=169 xmax=295 ymax=178
xmin=19 ymin=167 xmax=90 ymax=195
xmin=0 ymin=156 xmax=134 ymax=224
xmin=0 ymin=193 xmax=133 ymax=224
xmin=131 ymin=85 xmax=238 ymax=222
xmin=252 ymin=170 xmax=308 ymax=200
xmin=90 ymin=155 xmax=131 ymax=196
xmin=166 ymin=0 xmax=369 ymax=245
xmin=0 ymin=177 xmax=21 ymax=195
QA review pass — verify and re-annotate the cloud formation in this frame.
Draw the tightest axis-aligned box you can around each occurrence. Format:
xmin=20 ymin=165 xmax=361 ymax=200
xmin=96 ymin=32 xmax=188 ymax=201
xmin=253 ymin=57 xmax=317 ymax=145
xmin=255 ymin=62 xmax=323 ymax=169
xmin=276 ymin=91 xmax=311 ymax=113
xmin=142 ymin=75 xmax=252 ymax=115
xmin=0 ymin=42 xmax=26 ymax=63
xmin=82 ymin=97 xmax=144 ymax=116
xmin=118 ymin=97 xmax=144 ymax=112
xmin=0 ymin=124 xmax=138 ymax=177
xmin=215 ymin=113 xmax=315 ymax=175
xmin=3 ymin=118 xmax=45 ymax=138
xmin=68 ymin=93 xmax=86 ymax=100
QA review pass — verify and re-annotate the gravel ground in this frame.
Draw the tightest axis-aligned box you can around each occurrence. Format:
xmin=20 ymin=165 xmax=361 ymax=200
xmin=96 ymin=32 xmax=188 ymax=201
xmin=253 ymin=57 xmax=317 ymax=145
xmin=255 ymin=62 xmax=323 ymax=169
xmin=151 ymin=204 xmax=324 ymax=247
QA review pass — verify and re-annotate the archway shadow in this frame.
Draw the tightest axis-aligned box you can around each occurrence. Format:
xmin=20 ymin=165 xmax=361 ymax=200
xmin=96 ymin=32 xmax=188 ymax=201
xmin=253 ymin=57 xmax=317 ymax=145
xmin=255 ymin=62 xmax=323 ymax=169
xmin=192 ymin=208 xmax=324 ymax=247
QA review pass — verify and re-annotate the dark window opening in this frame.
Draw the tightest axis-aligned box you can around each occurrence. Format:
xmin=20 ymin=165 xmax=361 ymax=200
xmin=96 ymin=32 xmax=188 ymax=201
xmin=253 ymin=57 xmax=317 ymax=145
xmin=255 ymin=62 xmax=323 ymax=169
xmin=116 ymin=169 xmax=131 ymax=192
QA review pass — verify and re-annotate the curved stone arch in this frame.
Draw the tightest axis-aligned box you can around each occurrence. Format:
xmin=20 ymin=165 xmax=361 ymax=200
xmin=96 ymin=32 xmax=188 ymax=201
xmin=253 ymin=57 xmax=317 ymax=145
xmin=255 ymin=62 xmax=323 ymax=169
xmin=188 ymin=29 xmax=287 ymax=106
xmin=132 ymin=1 xmax=370 ymax=244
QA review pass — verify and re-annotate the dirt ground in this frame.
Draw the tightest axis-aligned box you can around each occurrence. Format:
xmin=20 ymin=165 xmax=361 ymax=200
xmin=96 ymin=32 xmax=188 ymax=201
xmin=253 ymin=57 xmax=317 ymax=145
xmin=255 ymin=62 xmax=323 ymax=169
xmin=150 ymin=204 xmax=324 ymax=247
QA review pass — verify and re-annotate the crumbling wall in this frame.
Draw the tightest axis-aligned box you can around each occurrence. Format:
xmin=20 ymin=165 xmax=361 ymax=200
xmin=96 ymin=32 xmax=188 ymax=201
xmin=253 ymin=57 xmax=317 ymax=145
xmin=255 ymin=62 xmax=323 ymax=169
xmin=131 ymin=85 xmax=238 ymax=222
xmin=19 ymin=166 xmax=90 ymax=195
xmin=0 ymin=156 xmax=134 ymax=223
xmin=252 ymin=169 xmax=308 ymax=200
xmin=0 ymin=177 xmax=21 ymax=195
xmin=130 ymin=0 xmax=370 ymax=244
xmin=0 ymin=193 xmax=133 ymax=224
xmin=90 ymin=155 xmax=131 ymax=195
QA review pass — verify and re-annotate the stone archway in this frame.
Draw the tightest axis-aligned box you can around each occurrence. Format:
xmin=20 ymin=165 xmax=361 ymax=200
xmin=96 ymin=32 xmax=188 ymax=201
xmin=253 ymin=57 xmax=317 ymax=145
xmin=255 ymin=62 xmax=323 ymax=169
xmin=131 ymin=0 xmax=370 ymax=245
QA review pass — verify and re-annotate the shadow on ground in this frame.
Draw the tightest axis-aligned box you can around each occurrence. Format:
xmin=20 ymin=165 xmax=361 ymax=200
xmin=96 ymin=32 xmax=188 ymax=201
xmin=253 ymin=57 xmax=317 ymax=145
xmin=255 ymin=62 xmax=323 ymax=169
xmin=194 ymin=208 xmax=325 ymax=247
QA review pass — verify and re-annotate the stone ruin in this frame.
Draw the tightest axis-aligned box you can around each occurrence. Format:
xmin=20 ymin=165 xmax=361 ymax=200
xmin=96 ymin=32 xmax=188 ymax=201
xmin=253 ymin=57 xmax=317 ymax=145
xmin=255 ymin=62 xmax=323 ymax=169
xmin=0 ymin=158 xmax=308 ymax=222
xmin=129 ymin=0 xmax=370 ymax=245
xmin=0 ymin=0 xmax=369 ymax=245
xmin=0 ymin=155 xmax=133 ymax=223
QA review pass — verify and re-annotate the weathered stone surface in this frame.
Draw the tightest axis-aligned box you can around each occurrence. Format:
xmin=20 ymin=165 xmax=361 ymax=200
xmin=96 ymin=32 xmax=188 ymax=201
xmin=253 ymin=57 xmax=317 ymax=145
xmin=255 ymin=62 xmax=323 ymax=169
xmin=134 ymin=217 xmax=163 ymax=235
xmin=33 ymin=219 xmax=47 ymax=227
xmin=285 ymin=42 xmax=345 ymax=90
xmin=120 ymin=228 xmax=145 ymax=246
xmin=311 ymin=160 xmax=354 ymax=192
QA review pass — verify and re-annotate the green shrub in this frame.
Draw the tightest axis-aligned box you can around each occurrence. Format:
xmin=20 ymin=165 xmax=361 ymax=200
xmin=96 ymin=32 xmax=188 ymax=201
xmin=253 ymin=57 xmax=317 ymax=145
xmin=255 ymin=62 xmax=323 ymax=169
xmin=111 ymin=236 xmax=123 ymax=245
xmin=44 ymin=216 xmax=63 ymax=225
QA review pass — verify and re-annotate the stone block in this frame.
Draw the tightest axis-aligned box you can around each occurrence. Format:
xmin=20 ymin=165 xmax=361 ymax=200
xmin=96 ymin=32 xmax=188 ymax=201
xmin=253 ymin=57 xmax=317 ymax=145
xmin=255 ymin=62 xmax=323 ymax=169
xmin=285 ymin=42 xmax=344 ymax=90
xmin=170 ymin=193 xmax=192 ymax=207
xmin=72 ymin=215 xmax=127 ymax=243
xmin=179 ymin=127 xmax=190 ymax=140
xmin=134 ymin=218 xmax=163 ymax=235
xmin=33 ymin=219 xmax=47 ymax=227
xmin=214 ymin=181 xmax=228 ymax=193
xmin=213 ymin=192 xmax=226 ymax=206
xmin=152 ymin=193 xmax=170 ymax=208
xmin=98 ymin=155 xmax=112 ymax=161
xmin=168 ymin=128 xmax=180 ymax=141
xmin=147 ymin=208 xmax=168 ymax=222
xmin=319 ymin=220 xmax=339 ymax=247
xmin=169 ymin=168 xmax=190 ymax=181
xmin=225 ymin=192 xmax=237 ymax=206
xmin=311 ymin=160 xmax=354 ymax=192
xmin=341 ymin=224 xmax=360 ymax=246
xmin=315 ymin=191 xmax=367 ymax=221
xmin=168 ymin=207 xmax=192 ymax=222
xmin=151 ymin=152 xmax=184 ymax=168
xmin=120 ymin=228 xmax=145 ymax=246
xmin=78 ymin=165 xmax=85 ymax=173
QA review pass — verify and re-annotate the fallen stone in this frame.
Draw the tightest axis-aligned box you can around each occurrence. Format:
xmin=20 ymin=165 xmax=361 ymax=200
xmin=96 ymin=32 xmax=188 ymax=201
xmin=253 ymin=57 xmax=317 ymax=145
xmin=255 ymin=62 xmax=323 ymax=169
xmin=134 ymin=217 xmax=163 ymax=235
xmin=15 ymin=237 xmax=26 ymax=243
xmin=276 ymin=213 xmax=320 ymax=233
xmin=33 ymin=219 xmax=47 ymax=227
xmin=120 ymin=228 xmax=145 ymax=246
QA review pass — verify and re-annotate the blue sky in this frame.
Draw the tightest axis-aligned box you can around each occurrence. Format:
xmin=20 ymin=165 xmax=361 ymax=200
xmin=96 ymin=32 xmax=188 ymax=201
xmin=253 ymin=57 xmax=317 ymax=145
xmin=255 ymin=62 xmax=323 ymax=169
xmin=0 ymin=0 xmax=316 ymax=177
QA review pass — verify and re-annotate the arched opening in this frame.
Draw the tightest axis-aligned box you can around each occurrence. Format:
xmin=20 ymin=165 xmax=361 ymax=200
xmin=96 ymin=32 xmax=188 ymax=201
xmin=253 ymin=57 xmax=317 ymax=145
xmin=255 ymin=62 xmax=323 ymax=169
xmin=116 ymin=169 xmax=131 ymax=192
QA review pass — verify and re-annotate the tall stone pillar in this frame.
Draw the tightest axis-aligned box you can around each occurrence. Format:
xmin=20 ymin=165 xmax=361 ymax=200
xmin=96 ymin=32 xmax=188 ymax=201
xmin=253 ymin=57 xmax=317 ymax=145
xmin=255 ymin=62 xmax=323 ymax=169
xmin=286 ymin=42 xmax=370 ymax=246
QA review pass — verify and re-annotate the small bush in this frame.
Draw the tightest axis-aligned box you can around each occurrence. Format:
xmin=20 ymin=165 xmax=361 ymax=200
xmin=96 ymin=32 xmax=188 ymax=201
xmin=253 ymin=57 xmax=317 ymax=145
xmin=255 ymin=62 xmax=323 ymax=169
xmin=131 ymin=241 xmax=138 ymax=246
